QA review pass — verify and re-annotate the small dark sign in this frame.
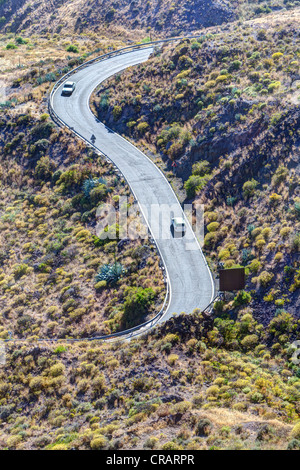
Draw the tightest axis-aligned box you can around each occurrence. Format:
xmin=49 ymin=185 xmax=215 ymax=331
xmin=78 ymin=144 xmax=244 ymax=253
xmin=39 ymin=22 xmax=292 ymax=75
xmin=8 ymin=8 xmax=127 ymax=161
xmin=219 ymin=268 xmax=245 ymax=292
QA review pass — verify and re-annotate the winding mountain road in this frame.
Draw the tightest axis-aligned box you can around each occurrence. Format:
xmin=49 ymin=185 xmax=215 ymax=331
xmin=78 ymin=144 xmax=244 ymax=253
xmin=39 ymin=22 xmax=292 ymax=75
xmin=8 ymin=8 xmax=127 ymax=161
xmin=51 ymin=46 xmax=214 ymax=331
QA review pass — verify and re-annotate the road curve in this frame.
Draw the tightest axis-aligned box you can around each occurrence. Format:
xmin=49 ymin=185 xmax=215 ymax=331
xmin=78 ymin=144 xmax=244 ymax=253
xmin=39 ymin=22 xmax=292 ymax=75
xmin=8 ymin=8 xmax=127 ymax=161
xmin=52 ymin=47 xmax=214 ymax=325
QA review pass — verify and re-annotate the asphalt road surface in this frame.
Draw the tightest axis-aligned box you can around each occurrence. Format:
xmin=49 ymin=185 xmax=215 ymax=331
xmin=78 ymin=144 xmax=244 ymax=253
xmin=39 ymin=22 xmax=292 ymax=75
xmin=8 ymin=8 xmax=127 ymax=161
xmin=52 ymin=47 xmax=214 ymax=325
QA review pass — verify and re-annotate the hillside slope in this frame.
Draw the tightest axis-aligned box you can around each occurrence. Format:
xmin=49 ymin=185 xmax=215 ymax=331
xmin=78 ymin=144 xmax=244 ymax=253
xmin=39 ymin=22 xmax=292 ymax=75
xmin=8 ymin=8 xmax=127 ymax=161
xmin=0 ymin=36 xmax=168 ymax=339
xmin=0 ymin=0 xmax=299 ymax=453
xmin=1 ymin=0 xmax=300 ymax=37
xmin=0 ymin=310 xmax=299 ymax=450
xmin=93 ymin=10 xmax=300 ymax=324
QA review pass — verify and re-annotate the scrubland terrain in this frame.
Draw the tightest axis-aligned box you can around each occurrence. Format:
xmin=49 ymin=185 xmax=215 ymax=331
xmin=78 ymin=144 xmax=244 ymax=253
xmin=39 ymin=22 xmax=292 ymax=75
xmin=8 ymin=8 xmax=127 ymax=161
xmin=0 ymin=0 xmax=299 ymax=452
xmin=0 ymin=311 xmax=300 ymax=450
xmin=93 ymin=10 xmax=300 ymax=325
xmin=0 ymin=35 xmax=165 ymax=340
xmin=1 ymin=0 xmax=300 ymax=38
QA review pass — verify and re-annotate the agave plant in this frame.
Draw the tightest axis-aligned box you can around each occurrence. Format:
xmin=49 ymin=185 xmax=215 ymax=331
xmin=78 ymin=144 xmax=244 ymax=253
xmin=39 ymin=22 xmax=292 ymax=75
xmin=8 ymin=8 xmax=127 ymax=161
xmin=95 ymin=262 xmax=126 ymax=285
xmin=83 ymin=177 xmax=107 ymax=198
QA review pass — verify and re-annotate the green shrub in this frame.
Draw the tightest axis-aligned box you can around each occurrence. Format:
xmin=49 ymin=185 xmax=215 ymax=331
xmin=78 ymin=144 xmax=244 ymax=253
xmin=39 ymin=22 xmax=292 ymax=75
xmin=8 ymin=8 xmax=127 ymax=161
xmin=290 ymin=423 xmax=300 ymax=440
xmin=162 ymin=441 xmax=182 ymax=450
xmin=83 ymin=177 xmax=107 ymax=198
xmin=272 ymin=166 xmax=288 ymax=186
xmin=242 ymin=179 xmax=259 ymax=198
xmin=113 ymin=105 xmax=122 ymax=120
xmin=255 ymin=271 xmax=274 ymax=287
xmin=95 ymin=280 xmax=107 ymax=291
xmin=196 ymin=418 xmax=212 ymax=436
xmin=272 ymin=52 xmax=283 ymax=61
xmin=184 ymin=175 xmax=209 ymax=198
xmin=250 ymin=391 xmax=264 ymax=403
xmin=35 ymin=156 xmax=56 ymax=180
xmin=13 ymin=264 xmax=29 ymax=280
xmin=268 ymin=81 xmax=281 ymax=93
xmin=167 ymin=354 xmax=179 ymax=366
xmin=66 ymin=45 xmax=79 ymax=53
xmin=241 ymin=334 xmax=259 ymax=349
xmin=248 ymin=259 xmax=261 ymax=273
xmin=29 ymin=376 xmax=44 ymax=391
xmin=144 ymin=437 xmax=159 ymax=449
xmin=192 ymin=160 xmax=210 ymax=176
xmin=6 ymin=43 xmax=18 ymax=50
xmin=136 ymin=122 xmax=149 ymax=134
xmin=287 ymin=439 xmax=300 ymax=450
xmin=90 ymin=436 xmax=107 ymax=450
xmin=233 ymin=290 xmax=252 ymax=307
xmin=207 ymin=222 xmax=219 ymax=232
xmin=49 ymin=363 xmax=65 ymax=377
xmin=16 ymin=37 xmax=27 ymax=45
xmin=122 ymin=287 xmax=156 ymax=329
xmin=168 ymin=141 xmax=183 ymax=159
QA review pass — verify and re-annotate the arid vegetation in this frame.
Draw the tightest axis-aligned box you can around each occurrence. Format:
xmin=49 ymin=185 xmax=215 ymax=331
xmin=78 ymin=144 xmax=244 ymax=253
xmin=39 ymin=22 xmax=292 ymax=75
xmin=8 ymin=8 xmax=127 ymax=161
xmin=93 ymin=11 xmax=300 ymax=324
xmin=0 ymin=1 xmax=299 ymax=452
xmin=1 ymin=0 xmax=300 ymax=38
xmin=0 ymin=310 xmax=299 ymax=450
xmin=0 ymin=36 xmax=165 ymax=339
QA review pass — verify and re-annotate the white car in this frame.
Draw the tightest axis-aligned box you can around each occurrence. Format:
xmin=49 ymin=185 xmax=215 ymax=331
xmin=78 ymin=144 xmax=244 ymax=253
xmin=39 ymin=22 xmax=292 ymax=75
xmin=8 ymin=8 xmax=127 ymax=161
xmin=171 ymin=217 xmax=186 ymax=234
xmin=62 ymin=81 xmax=76 ymax=96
